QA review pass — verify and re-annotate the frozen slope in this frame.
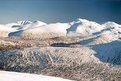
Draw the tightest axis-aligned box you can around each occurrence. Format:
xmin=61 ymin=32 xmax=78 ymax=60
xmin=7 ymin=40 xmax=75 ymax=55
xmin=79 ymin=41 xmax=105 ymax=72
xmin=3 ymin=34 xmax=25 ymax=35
xmin=0 ymin=25 xmax=12 ymax=37
xmin=67 ymin=18 xmax=103 ymax=37
xmin=20 ymin=23 xmax=70 ymax=39
xmin=0 ymin=71 xmax=73 ymax=81
xmin=0 ymin=20 xmax=46 ymax=37
xmin=0 ymin=21 xmax=32 ymax=37
xmin=67 ymin=19 xmax=121 ymax=39
xmin=8 ymin=21 xmax=70 ymax=39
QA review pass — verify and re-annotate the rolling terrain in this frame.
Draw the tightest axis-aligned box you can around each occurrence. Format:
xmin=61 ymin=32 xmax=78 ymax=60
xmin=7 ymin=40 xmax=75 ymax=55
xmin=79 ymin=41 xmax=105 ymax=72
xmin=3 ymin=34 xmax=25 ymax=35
xmin=0 ymin=19 xmax=121 ymax=81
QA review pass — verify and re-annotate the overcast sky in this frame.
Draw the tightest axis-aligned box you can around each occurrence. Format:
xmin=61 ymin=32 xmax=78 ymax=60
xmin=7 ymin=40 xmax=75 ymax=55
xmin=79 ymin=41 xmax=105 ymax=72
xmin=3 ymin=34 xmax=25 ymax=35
xmin=0 ymin=0 xmax=121 ymax=24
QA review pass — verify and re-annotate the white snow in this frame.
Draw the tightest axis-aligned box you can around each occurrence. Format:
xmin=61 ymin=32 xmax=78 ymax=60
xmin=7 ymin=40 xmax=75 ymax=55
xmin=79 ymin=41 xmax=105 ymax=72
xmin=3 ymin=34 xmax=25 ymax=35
xmin=0 ymin=71 xmax=73 ymax=81
xmin=0 ymin=18 xmax=121 ymax=40
xmin=20 ymin=23 xmax=70 ymax=39
xmin=0 ymin=24 xmax=15 ymax=37
xmin=67 ymin=18 xmax=103 ymax=37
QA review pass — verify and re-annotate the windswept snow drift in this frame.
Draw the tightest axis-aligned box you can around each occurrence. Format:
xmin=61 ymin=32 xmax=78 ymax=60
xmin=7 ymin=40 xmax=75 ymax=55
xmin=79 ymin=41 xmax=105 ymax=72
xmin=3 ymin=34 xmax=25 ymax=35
xmin=0 ymin=71 xmax=73 ymax=81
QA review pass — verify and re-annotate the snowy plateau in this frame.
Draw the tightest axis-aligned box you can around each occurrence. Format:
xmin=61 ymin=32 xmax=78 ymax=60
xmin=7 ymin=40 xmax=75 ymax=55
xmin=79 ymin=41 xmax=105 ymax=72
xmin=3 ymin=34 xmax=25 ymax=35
xmin=0 ymin=18 xmax=121 ymax=81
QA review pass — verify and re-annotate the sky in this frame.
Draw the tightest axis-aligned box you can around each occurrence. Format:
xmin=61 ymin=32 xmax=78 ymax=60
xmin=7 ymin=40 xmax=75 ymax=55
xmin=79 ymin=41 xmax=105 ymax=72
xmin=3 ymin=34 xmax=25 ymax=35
xmin=0 ymin=0 xmax=121 ymax=24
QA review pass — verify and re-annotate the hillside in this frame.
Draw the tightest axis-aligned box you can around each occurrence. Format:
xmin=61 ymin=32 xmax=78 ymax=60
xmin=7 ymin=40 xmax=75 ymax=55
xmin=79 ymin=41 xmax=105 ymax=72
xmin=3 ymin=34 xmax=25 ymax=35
xmin=0 ymin=18 xmax=121 ymax=81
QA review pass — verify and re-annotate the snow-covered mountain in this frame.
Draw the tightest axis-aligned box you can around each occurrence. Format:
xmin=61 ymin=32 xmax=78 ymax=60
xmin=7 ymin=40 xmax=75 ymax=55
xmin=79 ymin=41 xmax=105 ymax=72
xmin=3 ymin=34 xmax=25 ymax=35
xmin=20 ymin=23 xmax=70 ymax=39
xmin=0 ymin=18 xmax=121 ymax=40
xmin=67 ymin=18 xmax=103 ymax=37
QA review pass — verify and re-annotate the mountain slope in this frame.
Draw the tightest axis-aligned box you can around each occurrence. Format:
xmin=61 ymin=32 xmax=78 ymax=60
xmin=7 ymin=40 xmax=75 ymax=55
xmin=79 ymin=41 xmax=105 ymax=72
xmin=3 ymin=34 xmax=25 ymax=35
xmin=0 ymin=18 xmax=121 ymax=40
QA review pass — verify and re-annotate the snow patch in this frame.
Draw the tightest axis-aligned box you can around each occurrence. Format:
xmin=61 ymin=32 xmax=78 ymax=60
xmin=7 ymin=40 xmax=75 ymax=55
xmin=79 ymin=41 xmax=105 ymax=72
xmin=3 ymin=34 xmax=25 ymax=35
xmin=0 ymin=71 xmax=73 ymax=81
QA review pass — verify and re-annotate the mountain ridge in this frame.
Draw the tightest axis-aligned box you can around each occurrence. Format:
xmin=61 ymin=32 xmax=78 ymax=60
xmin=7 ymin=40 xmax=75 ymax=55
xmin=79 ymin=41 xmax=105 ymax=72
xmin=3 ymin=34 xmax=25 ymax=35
xmin=0 ymin=18 xmax=121 ymax=39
